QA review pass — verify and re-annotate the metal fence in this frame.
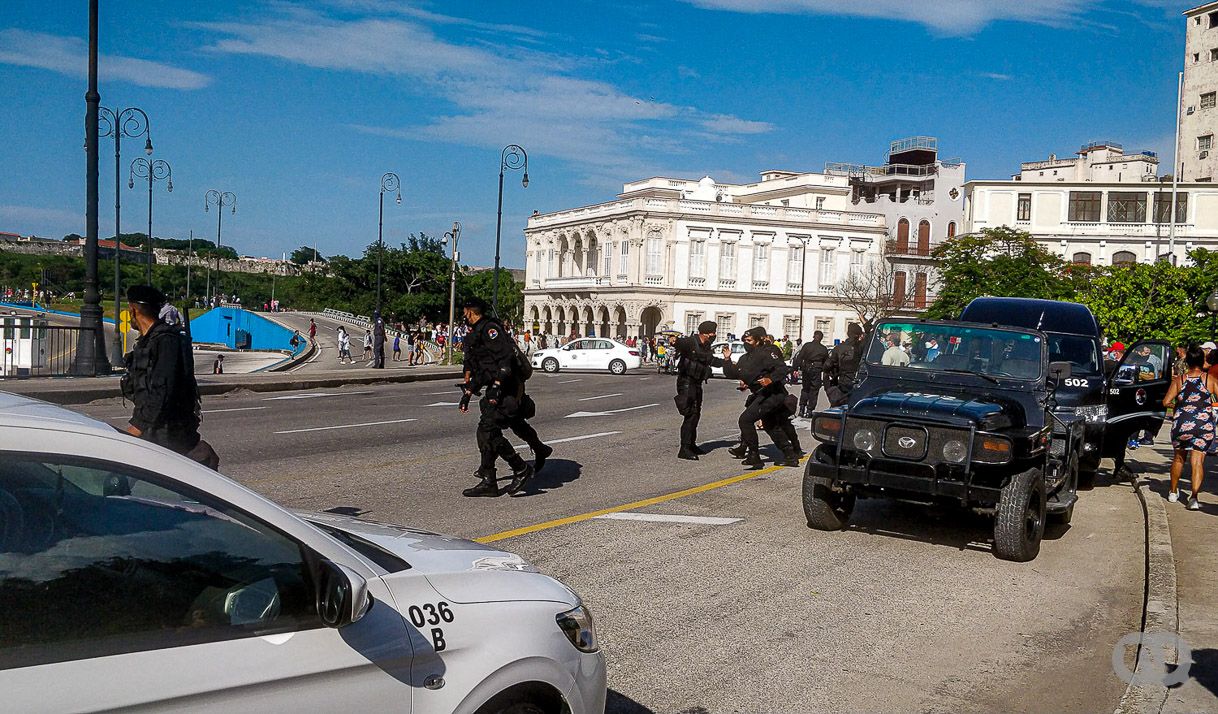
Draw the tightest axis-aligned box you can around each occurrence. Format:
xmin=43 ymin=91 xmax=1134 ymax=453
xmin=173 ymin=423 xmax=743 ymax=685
xmin=1 ymin=319 xmax=100 ymax=378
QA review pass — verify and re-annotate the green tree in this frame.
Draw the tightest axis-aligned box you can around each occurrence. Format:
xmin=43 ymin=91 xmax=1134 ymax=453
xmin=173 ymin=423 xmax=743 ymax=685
xmin=289 ymin=246 xmax=322 ymax=264
xmin=926 ymin=226 xmax=1074 ymax=319
xmin=1076 ymin=261 xmax=1195 ymax=343
xmin=459 ymin=269 xmax=524 ymax=323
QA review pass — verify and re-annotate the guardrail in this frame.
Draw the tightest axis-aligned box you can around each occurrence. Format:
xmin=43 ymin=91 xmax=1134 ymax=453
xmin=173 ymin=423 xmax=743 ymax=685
xmin=317 ymin=308 xmax=446 ymax=364
xmin=1 ymin=323 xmax=99 ymax=379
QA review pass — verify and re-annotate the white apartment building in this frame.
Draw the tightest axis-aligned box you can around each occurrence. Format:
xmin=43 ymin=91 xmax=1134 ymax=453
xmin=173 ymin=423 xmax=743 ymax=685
xmin=1182 ymin=2 xmax=1218 ymax=181
xmin=522 ymin=173 xmax=887 ymax=342
xmin=1013 ymin=141 xmax=1159 ymax=183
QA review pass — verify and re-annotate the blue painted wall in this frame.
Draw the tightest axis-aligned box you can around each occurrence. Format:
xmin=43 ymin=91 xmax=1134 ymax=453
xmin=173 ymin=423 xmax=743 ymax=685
xmin=189 ymin=307 xmax=303 ymax=355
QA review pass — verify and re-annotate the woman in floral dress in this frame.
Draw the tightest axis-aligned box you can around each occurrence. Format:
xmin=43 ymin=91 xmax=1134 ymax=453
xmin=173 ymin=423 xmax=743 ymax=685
xmin=1163 ymin=344 xmax=1216 ymax=510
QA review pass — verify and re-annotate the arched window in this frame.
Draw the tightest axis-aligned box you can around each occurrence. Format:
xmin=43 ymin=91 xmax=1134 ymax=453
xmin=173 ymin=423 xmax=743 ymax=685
xmin=946 ymin=221 xmax=957 ymax=238
xmin=1111 ymin=251 xmax=1137 ymax=266
xmin=896 ymin=218 xmax=910 ymax=253
xmin=917 ymin=220 xmax=931 ymax=255
xmin=1072 ymin=252 xmax=1092 ymax=265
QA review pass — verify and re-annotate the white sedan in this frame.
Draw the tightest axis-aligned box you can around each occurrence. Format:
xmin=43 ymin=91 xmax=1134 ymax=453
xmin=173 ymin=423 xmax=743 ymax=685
xmin=0 ymin=392 xmax=606 ymax=714
xmin=532 ymin=338 xmax=642 ymax=375
xmin=710 ymin=340 xmax=746 ymax=377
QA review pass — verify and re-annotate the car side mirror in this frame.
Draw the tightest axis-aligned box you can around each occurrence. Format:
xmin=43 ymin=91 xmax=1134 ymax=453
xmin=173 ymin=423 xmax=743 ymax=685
xmin=1048 ymin=361 xmax=1072 ymax=381
xmin=317 ymin=559 xmax=371 ymax=628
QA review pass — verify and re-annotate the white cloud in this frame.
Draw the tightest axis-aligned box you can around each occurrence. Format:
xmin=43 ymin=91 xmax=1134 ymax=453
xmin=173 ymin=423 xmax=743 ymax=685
xmin=197 ymin=8 xmax=772 ymax=178
xmin=0 ymin=29 xmax=211 ymax=90
xmin=978 ymin=72 xmax=1014 ymax=81
xmin=680 ymin=0 xmax=1091 ymax=35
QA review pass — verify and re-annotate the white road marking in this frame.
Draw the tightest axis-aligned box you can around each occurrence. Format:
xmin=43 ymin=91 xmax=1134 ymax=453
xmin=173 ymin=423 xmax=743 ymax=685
xmin=639 ymin=377 xmax=651 ymax=381
xmin=577 ymin=393 xmax=623 ymax=401
xmin=275 ymin=418 xmax=417 ymax=434
xmin=511 ymin=431 xmax=620 ymax=449
xmin=428 ymin=391 xmax=454 ymax=395
xmin=593 ymin=512 xmax=742 ymax=526
xmin=565 ymin=403 xmax=658 ymax=418
xmin=423 ymin=401 xmax=461 ymax=407
xmin=558 ymin=379 xmax=582 ymax=384
xmin=203 ymin=406 xmax=269 ymax=414
xmin=264 ymin=391 xmax=374 ymax=401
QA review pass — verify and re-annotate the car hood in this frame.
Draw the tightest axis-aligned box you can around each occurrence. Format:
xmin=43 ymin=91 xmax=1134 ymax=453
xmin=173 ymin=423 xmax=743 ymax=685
xmin=850 ymin=389 xmax=1016 ymax=430
xmin=298 ymin=511 xmax=577 ymax=605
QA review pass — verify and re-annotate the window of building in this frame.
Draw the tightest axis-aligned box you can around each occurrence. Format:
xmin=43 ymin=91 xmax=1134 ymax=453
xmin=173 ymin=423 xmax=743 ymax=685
xmin=720 ymin=242 xmax=736 ymax=278
xmin=716 ymin=313 xmax=735 ymax=334
xmin=1072 ymin=252 xmax=1092 ymax=265
xmin=815 ymin=317 xmax=832 ymax=337
xmin=1153 ymin=192 xmax=1188 ymax=223
xmin=749 ymin=314 xmax=766 ymax=329
xmin=820 ymin=248 xmax=836 ymax=285
xmin=1112 ymin=251 xmax=1137 ymax=266
xmin=781 ymin=199 xmax=789 ymax=207
xmin=1107 ymin=192 xmax=1147 ymax=223
xmin=849 ymin=249 xmax=864 ymax=275
xmin=1211 ymin=48 xmax=1218 ymax=62
xmin=815 ymin=197 xmax=826 ymax=210
xmin=1203 ymin=92 xmax=1217 ymax=109
xmin=1017 ymin=193 xmax=1031 ymax=221
xmin=1201 ymin=135 xmax=1214 ymax=152
xmin=947 ymin=221 xmax=957 ymax=238
xmin=1194 ymin=53 xmax=1202 ymax=63
xmin=548 ymin=249 xmax=556 ymax=277
xmin=646 ymin=237 xmax=662 ymax=276
xmin=893 ymin=271 xmax=907 ymax=302
xmin=0 ymin=457 xmax=322 ymax=669
xmin=689 ymin=239 xmax=706 ymax=279
xmin=783 ymin=316 xmax=800 ymax=337
xmin=1211 ymin=11 xmax=1218 ymax=27
xmin=619 ymin=240 xmax=629 ymax=275
xmin=752 ymin=244 xmax=769 ymax=283
xmin=787 ymin=244 xmax=804 ymax=285
xmin=1067 ymin=191 xmax=1102 ymax=222
xmin=914 ymin=273 xmax=928 ymax=310
xmin=603 ymin=242 xmax=613 ymax=276
xmin=895 ymin=218 xmax=910 ymax=252
xmin=685 ymin=312 xmax=703 ymax=334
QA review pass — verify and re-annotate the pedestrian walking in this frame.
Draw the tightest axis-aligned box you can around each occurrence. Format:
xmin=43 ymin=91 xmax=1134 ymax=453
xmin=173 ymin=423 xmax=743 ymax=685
xmin=308 ymin=318 xmax=317 ymax=342
xmin=363 ymin=328 xmax=373 ymax=364
xmin=720 ymin=326 xmax=800 ymax=469
xmin=823 ymin=322 xmax=864 ymax=407
xmin=458 ymin=297 xmax=549 ymax=497
xmin=120 ymin=285 xmax=218 ymax=470
xmin=1163 ymin=344 xmax=1214 ymax=510
xmin=673 ymin=321 xmax=724 ymax=460
xmin=337 ymin=326 xmax=352 ymax=364
xmin=393 ymin=332 xmax=402 ymax=362
xmin=373 ymin=317 xmax=386 ymax=369
xmin=212 ymin=354 xmax=224 ymax=374
xmin=792 ymin=330 xmax=828 ymax=417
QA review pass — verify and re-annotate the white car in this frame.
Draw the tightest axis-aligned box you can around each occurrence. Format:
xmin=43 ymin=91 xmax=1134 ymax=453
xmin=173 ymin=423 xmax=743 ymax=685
xmin=532 ymin=338 xmax=641 ymax=375
xmin=710 ymin=340 xmax=746 ymax=377
xmin=0 ymin=392 xmax=606 ymax=714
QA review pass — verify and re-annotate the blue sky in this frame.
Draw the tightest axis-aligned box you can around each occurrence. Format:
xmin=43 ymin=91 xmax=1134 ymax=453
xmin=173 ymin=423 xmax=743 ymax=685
xmin=0 ymin=0 xmax=1195 ymax=268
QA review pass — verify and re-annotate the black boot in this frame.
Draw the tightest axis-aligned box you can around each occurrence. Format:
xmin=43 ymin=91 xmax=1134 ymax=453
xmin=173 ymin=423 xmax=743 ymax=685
xmin=532 ymin=443 xmax=553 ymax=473
xmin=505 ymin=462 xmax=535 ymax=496
xmin=781 ymin=445 xmax=801 ymax=467
xmin=462 ymin=469 xmax=501 ymax=497
xmin=742 ymin=449 xmax=764 ymax=470
xmin=678 ymin=447 xmax=699 ymax=461
xmin=728 ymin=443 xmax=747 ymax=459
xmin=689 ymin=443 xmax=707 ymax=455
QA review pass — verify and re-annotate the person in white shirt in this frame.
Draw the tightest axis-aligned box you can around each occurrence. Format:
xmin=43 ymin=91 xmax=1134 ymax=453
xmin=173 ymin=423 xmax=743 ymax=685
xmin=337 ymin=327 xmax=352 ymax=364
xmin=881 ymin=335 xmax=910 ymax=367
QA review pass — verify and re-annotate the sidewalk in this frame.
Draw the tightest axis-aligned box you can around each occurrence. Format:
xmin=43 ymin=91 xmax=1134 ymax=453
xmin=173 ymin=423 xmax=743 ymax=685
xmin=1126 ymin=441 xmax=1218 ymax=713
xmin=0 ymin=364 xmax=462 ymax=405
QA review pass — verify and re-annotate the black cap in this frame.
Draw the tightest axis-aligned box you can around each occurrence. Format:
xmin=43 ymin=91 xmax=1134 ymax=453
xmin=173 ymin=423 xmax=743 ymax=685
xmin=697 ymin=320 xmax=717 ymax=335
xmin=847 ymin=322 xmax=863 ymax=338
xmin=743 ymin=326 xmax=767 ymax=341
xmin=126 ymin=285 xmax=165 ymax=308
xmin=462 ymin=296 xmax=490 ymax=312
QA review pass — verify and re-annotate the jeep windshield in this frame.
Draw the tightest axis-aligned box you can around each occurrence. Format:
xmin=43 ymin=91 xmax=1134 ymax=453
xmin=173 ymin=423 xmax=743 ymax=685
xmin=864 ymin=322 xmax=1045 ymax=380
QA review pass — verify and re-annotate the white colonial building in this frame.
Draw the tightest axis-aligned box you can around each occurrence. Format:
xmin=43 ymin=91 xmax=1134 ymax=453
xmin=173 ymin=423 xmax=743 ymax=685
xmin=522 ymin=172 xmax=888 ymax=342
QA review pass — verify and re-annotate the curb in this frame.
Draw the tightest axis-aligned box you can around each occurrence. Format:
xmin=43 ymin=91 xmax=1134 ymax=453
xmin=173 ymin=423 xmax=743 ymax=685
xmin=1114 ymin=470 xmax=1179 ymax=714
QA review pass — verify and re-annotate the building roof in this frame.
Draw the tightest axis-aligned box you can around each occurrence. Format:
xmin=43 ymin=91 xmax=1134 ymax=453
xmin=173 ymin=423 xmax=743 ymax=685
xmin=1185 ymin=2 xmax=1218 ymax=16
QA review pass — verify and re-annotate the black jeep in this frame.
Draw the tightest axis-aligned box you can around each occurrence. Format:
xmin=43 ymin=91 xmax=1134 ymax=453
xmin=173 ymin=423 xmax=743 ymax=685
xmin=803 ymin=319 xmax=1086 ymax=562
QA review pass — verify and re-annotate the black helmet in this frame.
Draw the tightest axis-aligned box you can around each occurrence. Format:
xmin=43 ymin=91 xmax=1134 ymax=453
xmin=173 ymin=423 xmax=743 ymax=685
xmin=126 ymin=285 xmax=166 ymax=308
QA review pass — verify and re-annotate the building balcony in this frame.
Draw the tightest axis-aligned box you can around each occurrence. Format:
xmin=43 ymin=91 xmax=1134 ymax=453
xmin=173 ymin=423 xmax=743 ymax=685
xmin=540 ymin=275 xmax=607 ymax=289
xmin=527 ymin=196 xmax=884 ymax=230
xmin=885 ymin=239 xmax=939 ymax=259
xmin=973 ymin=220 xmax=1194 ymax=238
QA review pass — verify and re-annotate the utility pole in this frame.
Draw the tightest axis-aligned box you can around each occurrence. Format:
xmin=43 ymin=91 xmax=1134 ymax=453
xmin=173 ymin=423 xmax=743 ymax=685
xmin=443 ymin=221 xmax=462 ymax=365
xmin=74 ymin=0 xmax=110 ymax=375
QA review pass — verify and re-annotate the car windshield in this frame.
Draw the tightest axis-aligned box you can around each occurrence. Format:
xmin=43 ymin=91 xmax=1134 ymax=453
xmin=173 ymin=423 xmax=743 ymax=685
xmin=865 ymin=322 xmax=1045 ymax=380
xmin=1046 ymin=333 xmax=1101 ymax=375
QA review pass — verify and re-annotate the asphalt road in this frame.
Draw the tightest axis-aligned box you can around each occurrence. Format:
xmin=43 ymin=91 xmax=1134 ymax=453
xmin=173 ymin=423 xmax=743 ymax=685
xmin=267 ymin=312 xmax=440 ymax=373
xmin=74 ymin=370 xmax=1145 ymax=713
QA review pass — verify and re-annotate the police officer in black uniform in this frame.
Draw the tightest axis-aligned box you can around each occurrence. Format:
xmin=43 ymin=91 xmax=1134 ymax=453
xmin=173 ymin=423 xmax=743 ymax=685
xmin=721 ymin=326 xmax=800 ymax=469
xmin=121 ymin=285 xmax=208 ymax=463
xmin=793 ymin=330 xmax=829 ymax=417
xmin=824 ymin=322 xmax=864 ymax=407
xmin=673 ymin=320 xmax=724 ymax=460
xmin=459 ymin=297 xmax=545 ymax=497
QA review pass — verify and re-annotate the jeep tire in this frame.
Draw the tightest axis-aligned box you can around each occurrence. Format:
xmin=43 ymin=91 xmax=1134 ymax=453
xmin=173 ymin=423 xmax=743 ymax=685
xmin=802 ymin=468 xmax=855 ymax=531
xmin=993 ymin=467 xmax=1046 ymax=562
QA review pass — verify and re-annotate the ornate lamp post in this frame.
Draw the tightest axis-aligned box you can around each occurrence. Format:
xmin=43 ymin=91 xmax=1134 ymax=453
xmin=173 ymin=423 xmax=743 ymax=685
xmin=203 ymin=190 xmax=236 ymax=306
xmin=493 ymin=144 xmax=528 ymax=318
xmin=443 ymin=221 xmax=462 ymax=365
xmin=74 ymin=0 xmax=109 ymax=375
xmin=97 ymin=105 xmax=151 ymax=365
xmin=377 ymin=172 xmax=401 ymax=319
xmin=129 ymin=157 xmax=172 ymax=284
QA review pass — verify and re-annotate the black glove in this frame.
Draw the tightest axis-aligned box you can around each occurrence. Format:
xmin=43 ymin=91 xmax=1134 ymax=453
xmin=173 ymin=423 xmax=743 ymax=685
xmin=458 ymin=391 xmax=471 ymax=411
xmin=485 ymin=383 xmax=502 ymax=404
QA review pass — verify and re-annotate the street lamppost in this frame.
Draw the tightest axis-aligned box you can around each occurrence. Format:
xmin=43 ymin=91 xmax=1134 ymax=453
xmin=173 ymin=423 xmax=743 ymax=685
xmin=793 ymin=235 xmax=812 ymax=341
xmin=1207 ymin=290 xmax=1218 ymax=339
xmin=129 ymin=157 xmax=172 ymax=284
xmin=493 ymin=144 xmax=528 ymax=318
xmin=74 ymin=0 xmax=110 ymax=375
xmin=377 ymin=172 xmax=401 ymax=320
xmin=97 ymin=105 xmax=152 ymax=365
xmin=442 ymin=221 xmax=462 ymax=365
xmin=203 ymin=190 xmax=236 ymax=307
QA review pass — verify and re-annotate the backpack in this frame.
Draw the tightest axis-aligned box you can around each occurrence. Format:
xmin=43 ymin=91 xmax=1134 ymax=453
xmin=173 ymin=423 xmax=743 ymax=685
xmin=512 ymin=340 xmax=534 ymax=381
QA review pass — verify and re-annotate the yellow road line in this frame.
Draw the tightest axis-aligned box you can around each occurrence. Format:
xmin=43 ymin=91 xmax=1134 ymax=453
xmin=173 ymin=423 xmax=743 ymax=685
xmin=474 ymin=457 xmax=804 ymax=544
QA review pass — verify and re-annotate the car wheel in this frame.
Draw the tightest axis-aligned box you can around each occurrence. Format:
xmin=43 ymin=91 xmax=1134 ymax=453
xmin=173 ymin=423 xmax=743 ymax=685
xmin=542 ymin=357 xmax=559 ymax=373
xmin=609 ymin=359 xmax=626 ymax=375
xmin=993 ymin=467 xmax=1046 ymax=562
xmin=1048 ymin=455 xmax=1078 ymax=526
xmin=493 ymin=704 xmax=545 ymax=714
xmin=802 ymin=467 xmax=854 ymax=531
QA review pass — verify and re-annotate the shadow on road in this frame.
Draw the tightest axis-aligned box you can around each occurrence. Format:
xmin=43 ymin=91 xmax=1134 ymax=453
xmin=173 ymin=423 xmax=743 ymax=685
xmin=322 ymin=506 xmax=368 ymax=517
xmin=1129 ymin=446 xmax=1218 ymax=515
xmin=513 ymin=458 xmax=581 ymax=497
xmin=1189 ymin=648 xmax=1218 ymax=699
xmin=606 ymin=689 xmax=657 ymax=714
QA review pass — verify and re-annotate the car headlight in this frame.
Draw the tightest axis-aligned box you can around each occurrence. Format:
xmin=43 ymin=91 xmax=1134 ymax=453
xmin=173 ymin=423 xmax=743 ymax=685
xmin=942 ymin=439 xmax=968 ymax=463
xmin=1074 ymin=404 xmax=1108 ymax=423
xmin=812 ymin=415 xmax=842 ymax=442
xmin=853 ymin=428 xmax=877 ymax=452
xmin=556 ymin=604 xmax=599 ymax=653
xmin=973 ymin=435 xmax=1013 ymax=464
